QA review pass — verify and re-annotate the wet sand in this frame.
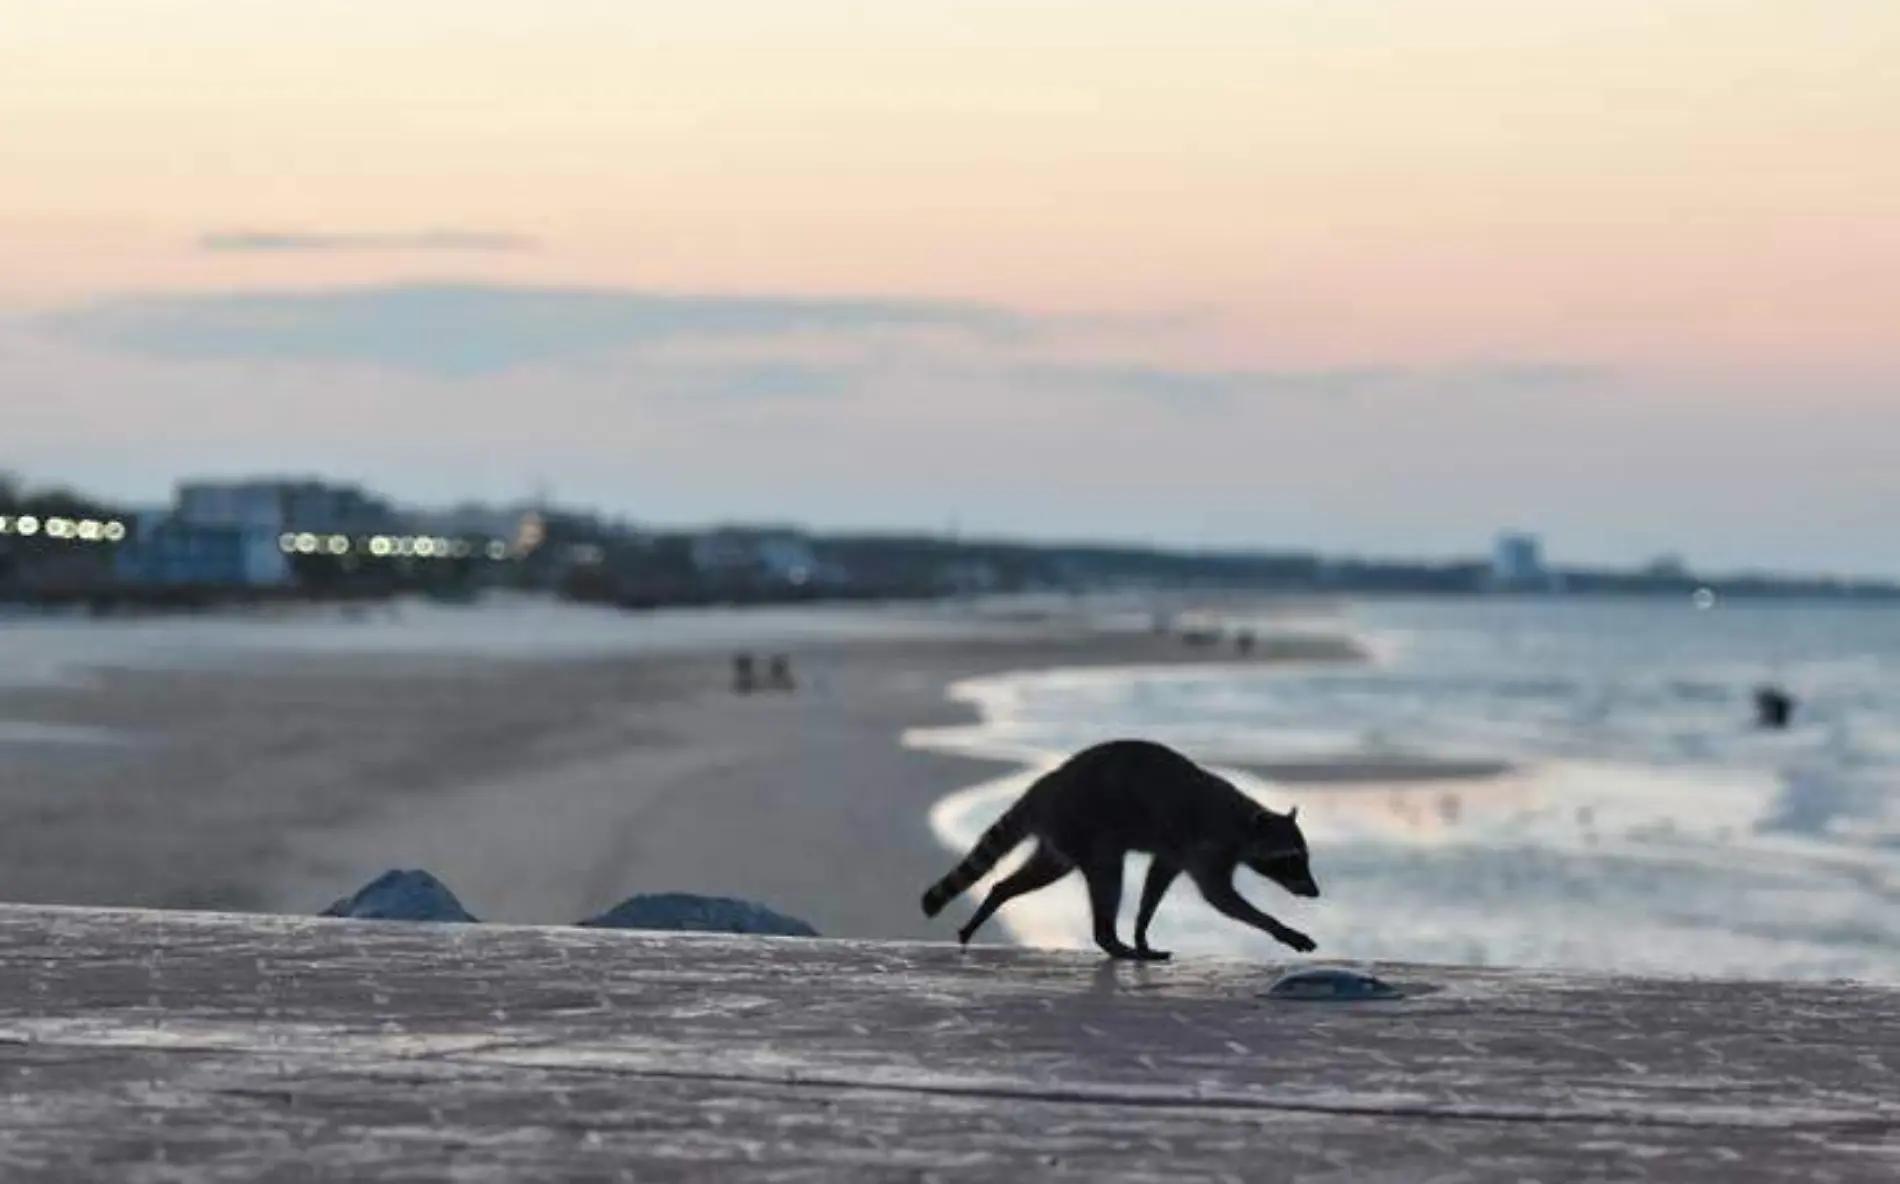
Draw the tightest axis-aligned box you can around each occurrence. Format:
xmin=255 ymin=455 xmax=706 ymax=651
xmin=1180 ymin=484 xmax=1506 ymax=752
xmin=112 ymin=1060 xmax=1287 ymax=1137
xmin=0 ymin=612 xmax=1408 ymax=939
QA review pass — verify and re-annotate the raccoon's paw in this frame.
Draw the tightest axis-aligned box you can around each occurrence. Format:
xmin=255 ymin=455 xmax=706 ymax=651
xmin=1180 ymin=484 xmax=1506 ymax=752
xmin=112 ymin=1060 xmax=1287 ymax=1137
xmin=1132 ymin=946 xmax=1172 ymax=962
xmin=1278 ymin=928 xmax=1317 ymax=954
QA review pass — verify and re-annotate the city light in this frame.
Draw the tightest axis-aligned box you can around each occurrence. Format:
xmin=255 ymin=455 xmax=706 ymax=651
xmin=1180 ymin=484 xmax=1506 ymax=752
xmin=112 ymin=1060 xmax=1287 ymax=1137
xmin=515 ymin=512 xmax=546 ymax=555
xmin=266 ymin=532 xmax=516 ymax=561
xmin=0 ymin=515 xmax=127 ymax=543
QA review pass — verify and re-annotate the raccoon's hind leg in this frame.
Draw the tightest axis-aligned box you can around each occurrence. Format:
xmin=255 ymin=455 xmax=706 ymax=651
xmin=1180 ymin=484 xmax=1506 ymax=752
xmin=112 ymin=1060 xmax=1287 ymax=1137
xmin=1081 ymin=853 xmax=1166 ymax=961
xmin=957 ymin=845 xmax=1070 ymax=945
xmin=1131 ymin=859 xmax=1180 ymax=961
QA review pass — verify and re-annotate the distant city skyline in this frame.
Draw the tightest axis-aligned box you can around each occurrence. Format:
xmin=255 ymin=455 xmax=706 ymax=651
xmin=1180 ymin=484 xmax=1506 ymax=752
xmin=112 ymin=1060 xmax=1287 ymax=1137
xmin=4 ymin=2 xmax=1896 ymax=576
xmin=2 ymin=461 xmax=1884 ymax=584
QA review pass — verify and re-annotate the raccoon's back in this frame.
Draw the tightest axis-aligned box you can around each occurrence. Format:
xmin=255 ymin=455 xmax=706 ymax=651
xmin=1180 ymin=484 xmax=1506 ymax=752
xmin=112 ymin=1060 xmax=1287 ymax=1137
xmin=1033 ymin=738 xmax=1241 ymax=847
xmin=1052 ymin=738 xmax=1216 ymax=797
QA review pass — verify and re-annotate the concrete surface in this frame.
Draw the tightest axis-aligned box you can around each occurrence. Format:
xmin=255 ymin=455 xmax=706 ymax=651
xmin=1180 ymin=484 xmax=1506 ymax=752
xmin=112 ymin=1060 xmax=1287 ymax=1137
xmin=0 ymin=904 xmax=1895 ymax=1181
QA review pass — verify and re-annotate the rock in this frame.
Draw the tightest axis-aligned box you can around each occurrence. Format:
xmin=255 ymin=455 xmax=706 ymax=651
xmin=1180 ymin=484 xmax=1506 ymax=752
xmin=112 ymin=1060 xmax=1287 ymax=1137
xmin=321 ymin=869 xmax=479 ymax=924
xmin=577 ymin=893 xmax=818 ymax=937
xmin=1264 ymin=966 xmax=1406 ymax=1002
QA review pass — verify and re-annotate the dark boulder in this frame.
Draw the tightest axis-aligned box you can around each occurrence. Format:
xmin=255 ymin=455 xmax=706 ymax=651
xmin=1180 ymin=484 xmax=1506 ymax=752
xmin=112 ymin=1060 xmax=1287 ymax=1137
xmin=320 ymin=869 xmax=479 ymax=923
xmin=577 ymin=893 xmax=818 ymax=937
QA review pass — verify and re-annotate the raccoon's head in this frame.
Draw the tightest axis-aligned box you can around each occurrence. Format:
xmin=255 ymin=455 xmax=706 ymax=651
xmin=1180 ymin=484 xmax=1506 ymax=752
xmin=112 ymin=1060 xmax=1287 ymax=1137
xmin=1245 ymin=806 xmax=1319 ymax=898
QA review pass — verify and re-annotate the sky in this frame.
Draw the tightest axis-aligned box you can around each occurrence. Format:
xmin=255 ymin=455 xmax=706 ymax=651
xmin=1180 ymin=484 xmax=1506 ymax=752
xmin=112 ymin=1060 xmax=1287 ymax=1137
xmin=2 ymin=1 xmax=1897 ymax=573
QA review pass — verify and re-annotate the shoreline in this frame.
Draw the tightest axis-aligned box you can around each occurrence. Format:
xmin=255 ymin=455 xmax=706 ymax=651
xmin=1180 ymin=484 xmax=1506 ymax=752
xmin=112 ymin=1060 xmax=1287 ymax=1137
xmin=0 ymin=604 xmax=1372 ymax=939
xmin=10 ymin=599 xmax=1886 ymax=982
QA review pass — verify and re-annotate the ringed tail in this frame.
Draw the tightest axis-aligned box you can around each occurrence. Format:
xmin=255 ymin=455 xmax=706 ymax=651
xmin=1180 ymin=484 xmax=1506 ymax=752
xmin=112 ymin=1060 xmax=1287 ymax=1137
xmin=921 ymin=803 xmax=1030 ymax=917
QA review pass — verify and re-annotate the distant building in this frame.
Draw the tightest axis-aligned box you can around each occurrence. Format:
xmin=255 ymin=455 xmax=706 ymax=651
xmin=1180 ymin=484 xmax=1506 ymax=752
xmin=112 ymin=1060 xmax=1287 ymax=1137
xmin=688 ymin=531 xmax=755 ymax=575
xmin=114 ymin=512 xmax=290 ymax=588
xmin=411 ymin=502 xmax=536 ymax=543
xmin=690 ymin=530 xmax=820 ymax=586
xmin=1644 ymin=554 xmax=1691 ymax=581
xmin=175 ymin=477 xmax=400 ymax=536
xmin=1491 ymin=532 xmax=1546 ymax=587
xmin=756 ymin=536 xmax=819 ymax=585
xmin=940 ymin=560 xmax=1001 ymax=596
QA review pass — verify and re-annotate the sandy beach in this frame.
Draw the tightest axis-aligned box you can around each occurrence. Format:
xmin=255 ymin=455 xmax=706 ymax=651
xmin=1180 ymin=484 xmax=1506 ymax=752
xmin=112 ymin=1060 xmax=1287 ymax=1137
xmin=0 ymin=605 xmax=1383 ymax=940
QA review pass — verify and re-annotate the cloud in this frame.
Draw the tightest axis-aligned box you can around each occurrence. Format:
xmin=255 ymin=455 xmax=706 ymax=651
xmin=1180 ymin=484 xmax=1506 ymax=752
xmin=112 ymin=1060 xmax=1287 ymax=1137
xmin=198 ymin=230 xmax=538 ymax=253
xmin=41 ymin=282 xmax=1034 ymax=377
xmin=1005 ymin=362 xmax=1400 ymax=404
xmin=1431 ymin=361 xmax=1615 ymax=394
xmin=38 ymin=282 xmax=1607 ymax=413
xmin=646 ymin=362 xmax=854 ymax=403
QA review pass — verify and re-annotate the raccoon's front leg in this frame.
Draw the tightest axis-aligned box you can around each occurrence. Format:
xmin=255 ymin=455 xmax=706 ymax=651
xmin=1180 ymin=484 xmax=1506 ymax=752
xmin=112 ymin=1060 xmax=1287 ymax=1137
xmin=1131 ymin=860 xmax=1179 ymax=960
xmin=1080 ymin=855 xmax=1161 ymax=960
xmin=1188 ymin=864 xmax=1317 ymax=954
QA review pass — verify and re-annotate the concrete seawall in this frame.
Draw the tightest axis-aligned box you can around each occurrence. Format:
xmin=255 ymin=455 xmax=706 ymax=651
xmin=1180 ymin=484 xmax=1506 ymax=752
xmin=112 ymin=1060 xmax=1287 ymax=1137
xmin=0 ymin=904 xmax=1894 ymax=1180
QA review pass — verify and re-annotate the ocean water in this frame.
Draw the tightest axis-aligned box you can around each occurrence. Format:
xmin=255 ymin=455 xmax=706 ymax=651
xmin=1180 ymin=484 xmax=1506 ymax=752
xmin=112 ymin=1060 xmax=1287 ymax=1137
xmin=914 ymin=597 xmax=1900 ymax=984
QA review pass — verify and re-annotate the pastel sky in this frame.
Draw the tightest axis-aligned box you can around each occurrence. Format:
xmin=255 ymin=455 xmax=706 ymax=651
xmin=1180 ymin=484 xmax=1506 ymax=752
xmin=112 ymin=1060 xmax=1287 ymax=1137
xmin=3 ymin=1 xmax=1896 ymax=572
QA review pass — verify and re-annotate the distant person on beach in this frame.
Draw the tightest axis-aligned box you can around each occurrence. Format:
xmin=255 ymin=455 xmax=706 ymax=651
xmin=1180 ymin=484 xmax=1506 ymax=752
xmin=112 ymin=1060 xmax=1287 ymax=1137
xmin=1754 ymin=684 xmax=1795 ymax=729
xmin=732 ymin=652 xmax=756 ymax=694
xmin=766 ymin=654 xmax=796 ymax=693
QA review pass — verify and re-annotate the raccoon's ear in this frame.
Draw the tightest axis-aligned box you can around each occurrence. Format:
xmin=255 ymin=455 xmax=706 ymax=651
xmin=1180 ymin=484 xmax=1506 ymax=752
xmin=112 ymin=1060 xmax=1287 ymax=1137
xmin=1288 ymin=805 xmax=1299 ymax=823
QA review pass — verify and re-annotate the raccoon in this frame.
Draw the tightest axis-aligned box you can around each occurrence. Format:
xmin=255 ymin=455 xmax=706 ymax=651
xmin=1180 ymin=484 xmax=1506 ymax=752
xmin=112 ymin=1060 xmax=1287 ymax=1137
xmin=922 ymin=738 xmax=1319 ymax=960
